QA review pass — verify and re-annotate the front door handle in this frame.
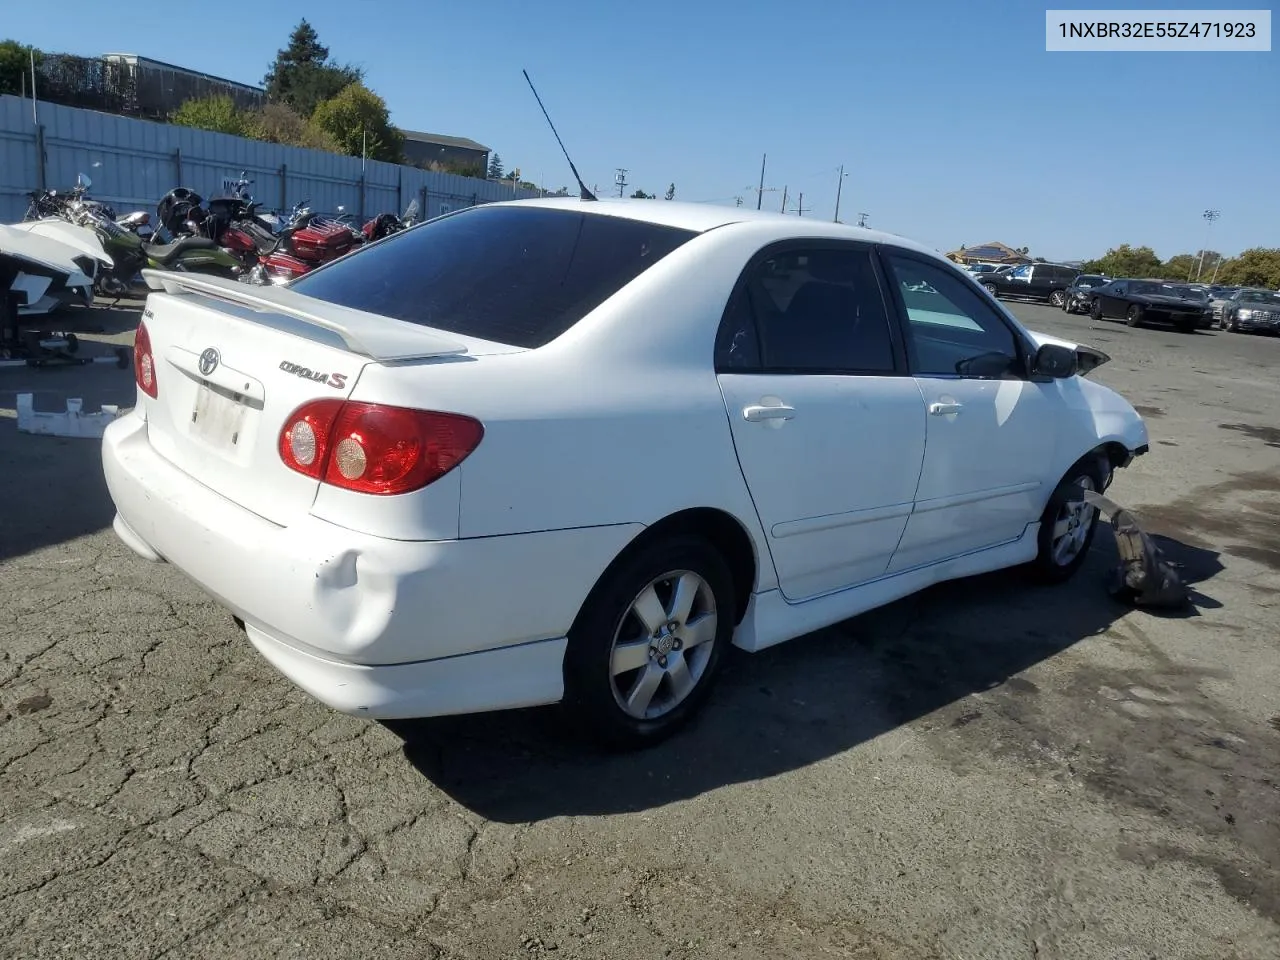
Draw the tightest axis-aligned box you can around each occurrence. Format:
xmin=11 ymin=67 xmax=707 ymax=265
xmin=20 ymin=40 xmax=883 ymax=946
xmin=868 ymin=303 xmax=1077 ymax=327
xmin=743 ymin=404 xmax=796 ymax=422
xmin=929 ymin=401 xmax=963 ymax=416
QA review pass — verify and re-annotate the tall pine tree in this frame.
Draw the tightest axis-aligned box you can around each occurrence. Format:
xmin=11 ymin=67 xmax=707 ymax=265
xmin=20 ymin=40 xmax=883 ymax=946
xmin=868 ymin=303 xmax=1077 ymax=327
xmin=263 ymin=19 xmax=362 ymax=118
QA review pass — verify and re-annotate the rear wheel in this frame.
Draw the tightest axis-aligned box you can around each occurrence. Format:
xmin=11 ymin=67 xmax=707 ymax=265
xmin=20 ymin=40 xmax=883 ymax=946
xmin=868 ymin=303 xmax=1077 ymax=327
xmin=1049 ymin=289 xmax=1066 ymax=308
xmin=1125 ymin=304 xmax=1144 ymax=327
xmin=562 ymin=536 xmax=735 ymax=749
xmin=1029 ymin=460 xmax=1105 ymax=584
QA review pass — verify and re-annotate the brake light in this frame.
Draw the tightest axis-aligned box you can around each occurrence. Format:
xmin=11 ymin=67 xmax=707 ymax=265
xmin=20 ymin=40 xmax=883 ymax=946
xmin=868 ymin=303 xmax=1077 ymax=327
xmin=279 ymin=401 xmax=483 ymax=495
xmin=134 ymin=319 xmax=158 ymax=398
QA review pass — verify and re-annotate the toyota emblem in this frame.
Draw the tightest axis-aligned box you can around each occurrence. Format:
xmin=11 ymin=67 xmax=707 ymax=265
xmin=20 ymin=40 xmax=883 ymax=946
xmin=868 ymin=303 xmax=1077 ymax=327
xmin=198 ymin=347 xmax=220 ymax=377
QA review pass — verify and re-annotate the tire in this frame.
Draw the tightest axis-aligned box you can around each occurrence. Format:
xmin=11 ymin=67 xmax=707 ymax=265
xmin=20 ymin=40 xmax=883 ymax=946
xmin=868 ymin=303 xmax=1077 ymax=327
xmin=64 ymin=333 xmax=79 ymax=354
xmin=562 ymin=535 xmax=736 ymax=750
xmin=1176 ymin=318 xmax=1196 ymax=334
xmin=1049 ymin=289 xmax=1066 ymax=308
xmin=983 ymin=283 xmax=999 ymax=298
xmin=1029 ymin=459 xmax=1106 ymax=584
xmin=1125 ymin=304 xmax=1144 ymax=327
xmin=1090 ymin=299 xmax=1104 ymax=322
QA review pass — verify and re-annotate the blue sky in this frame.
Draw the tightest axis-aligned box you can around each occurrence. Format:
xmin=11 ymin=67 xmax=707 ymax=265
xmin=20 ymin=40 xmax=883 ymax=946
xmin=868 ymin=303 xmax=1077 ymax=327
xmin=6 ymin=1 xmax=1276 ymax=259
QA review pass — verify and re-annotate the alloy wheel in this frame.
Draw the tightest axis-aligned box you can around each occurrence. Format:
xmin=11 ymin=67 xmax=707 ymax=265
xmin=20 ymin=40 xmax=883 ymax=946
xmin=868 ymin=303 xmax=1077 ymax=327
xmin=1050 ymin=476 xmax=1097 ymax=567
xmin=608 ymin=571 xmax=719 ymax=720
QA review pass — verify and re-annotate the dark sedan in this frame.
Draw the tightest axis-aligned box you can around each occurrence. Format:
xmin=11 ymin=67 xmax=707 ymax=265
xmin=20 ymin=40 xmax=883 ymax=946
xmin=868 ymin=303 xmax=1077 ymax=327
xmin=1085 ymin=279 xmax=1209 ymax=333
xmin=1219 ymin=288 xmax=1280 ymax=334
xmin=1061 ymin=274 xmax=1111 ymax=314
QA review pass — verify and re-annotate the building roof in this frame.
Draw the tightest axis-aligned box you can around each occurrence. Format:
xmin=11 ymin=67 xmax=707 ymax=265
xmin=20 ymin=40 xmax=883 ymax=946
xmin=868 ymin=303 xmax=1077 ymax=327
xmin=398 ymin=129 xmax=491 ymax=153
xmin=101 ymin=53 xmax=265 ymax=94
xmin=946 ymin=241 xmax=1031 ymax=263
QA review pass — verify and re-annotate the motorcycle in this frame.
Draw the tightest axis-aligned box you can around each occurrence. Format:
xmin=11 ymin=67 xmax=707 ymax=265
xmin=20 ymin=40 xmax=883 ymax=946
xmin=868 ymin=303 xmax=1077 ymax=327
xmin=30 ymin=175 xmax=241 ymax=297
xmin=248 ymin=198 xmax=362 ymax=285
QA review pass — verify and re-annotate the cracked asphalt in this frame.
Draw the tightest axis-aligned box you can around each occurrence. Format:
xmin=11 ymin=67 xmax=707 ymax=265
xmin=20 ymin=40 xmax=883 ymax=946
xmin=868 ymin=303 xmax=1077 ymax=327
xmin=1 ymin=298 xmax=1278 ymax=959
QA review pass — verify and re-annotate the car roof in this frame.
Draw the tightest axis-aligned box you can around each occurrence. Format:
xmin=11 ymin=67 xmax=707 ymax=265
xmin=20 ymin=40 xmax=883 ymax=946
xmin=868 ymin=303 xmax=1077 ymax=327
xmin=484 ymin=196 xmax=943 ymax=259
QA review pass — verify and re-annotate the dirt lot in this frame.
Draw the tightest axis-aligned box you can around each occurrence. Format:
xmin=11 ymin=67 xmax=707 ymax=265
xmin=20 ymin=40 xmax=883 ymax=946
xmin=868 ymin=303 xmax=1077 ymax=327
xmin=1 ymin=298 xmax=1278 ymax=960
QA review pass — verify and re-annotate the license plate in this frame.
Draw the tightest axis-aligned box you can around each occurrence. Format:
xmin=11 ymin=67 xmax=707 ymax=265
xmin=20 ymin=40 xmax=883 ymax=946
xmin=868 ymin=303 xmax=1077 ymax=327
xmin=191 ymin=382 xmax=246 ymax=449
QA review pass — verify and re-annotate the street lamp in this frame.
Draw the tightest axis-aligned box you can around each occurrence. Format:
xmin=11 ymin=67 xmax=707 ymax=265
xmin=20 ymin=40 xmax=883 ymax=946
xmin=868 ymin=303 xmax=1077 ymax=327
xmin=1193 ymin=209 xmax=1220 ymax=281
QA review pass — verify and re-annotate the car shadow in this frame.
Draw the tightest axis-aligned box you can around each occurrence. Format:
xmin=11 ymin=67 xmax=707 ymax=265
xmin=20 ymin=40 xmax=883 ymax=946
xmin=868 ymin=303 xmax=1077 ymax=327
xmin=386 ymin=528 xmax=1224 ymax=823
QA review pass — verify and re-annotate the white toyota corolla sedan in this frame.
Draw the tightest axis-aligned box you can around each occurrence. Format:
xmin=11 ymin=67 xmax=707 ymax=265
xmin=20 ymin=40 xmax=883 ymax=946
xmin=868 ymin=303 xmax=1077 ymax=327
xmin=101 ymin=198 xmax=1149 ymax=747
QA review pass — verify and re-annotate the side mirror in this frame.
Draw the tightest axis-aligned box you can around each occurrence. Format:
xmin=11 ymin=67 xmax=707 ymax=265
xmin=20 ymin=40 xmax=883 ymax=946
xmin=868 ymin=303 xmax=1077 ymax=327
xmin=1032 ymin=343 xmax=1078 ymax=379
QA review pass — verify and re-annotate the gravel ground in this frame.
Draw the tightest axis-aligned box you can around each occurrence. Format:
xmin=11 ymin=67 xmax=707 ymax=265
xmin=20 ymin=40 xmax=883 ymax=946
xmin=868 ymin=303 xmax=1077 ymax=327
xmin=1 ymin=296 xmax=1277 ymax=960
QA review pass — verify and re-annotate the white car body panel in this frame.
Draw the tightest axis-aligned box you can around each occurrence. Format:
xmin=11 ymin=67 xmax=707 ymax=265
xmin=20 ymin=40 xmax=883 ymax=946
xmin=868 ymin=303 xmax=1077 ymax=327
xmin=101 ymin=198 xmax=1149 ymax=721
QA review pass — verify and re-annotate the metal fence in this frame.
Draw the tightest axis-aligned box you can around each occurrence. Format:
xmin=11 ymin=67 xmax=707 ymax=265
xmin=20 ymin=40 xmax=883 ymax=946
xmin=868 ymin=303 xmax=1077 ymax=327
xmin=0 ymin=94 xmax=542 ymax=226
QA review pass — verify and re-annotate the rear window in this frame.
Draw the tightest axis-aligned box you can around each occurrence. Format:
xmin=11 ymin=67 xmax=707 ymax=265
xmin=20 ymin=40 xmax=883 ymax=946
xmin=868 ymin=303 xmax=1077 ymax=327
xmin=288 ymin=205 xmax=698 ymax=348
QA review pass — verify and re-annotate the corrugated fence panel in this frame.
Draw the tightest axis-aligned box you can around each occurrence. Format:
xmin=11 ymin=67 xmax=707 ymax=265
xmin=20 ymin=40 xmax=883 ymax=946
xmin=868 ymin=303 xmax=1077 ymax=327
xmin=0 ymin=94 xmax=542 ymax=224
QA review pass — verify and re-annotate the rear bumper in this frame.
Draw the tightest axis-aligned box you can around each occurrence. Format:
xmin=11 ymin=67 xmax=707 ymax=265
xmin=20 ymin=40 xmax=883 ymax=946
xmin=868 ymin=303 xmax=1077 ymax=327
xmin=102 ymin=411 xmax=642 ymax=718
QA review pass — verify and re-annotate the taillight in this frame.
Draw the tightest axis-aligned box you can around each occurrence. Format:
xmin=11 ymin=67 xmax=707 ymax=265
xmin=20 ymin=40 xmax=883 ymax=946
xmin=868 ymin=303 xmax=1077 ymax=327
xmin=278 ymin=401 xmax=483 ymax=495
xmin=134 ymin=319 xmax=158 ymax=398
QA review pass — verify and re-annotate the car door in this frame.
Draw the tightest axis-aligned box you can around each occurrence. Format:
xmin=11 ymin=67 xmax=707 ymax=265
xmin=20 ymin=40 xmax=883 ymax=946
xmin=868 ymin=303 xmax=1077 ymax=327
xmin=1099 ymin=281 xmax=1125 ymax=318
xmin=877 ymin=248 xmax=1057 ymax=572
xmin=715 ymin=241 xmax=926 ymax=602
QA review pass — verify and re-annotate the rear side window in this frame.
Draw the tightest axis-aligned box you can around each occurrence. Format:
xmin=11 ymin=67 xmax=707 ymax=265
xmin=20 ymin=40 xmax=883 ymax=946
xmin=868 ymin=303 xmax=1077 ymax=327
xmin=289 ymin=206 xmax=698 ymax=348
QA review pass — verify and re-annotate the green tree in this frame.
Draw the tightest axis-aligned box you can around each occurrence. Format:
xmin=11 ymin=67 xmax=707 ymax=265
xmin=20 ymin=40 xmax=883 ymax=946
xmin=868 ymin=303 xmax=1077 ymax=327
xmin=246 ymin=101 xmax=340 ymax=151
xmin=310 ymin=83 xmax=404 ymax=163
xmin=0 ymin=39 xmax=41 ymax=96
xmin=1217 ymin=248 xmax=1280 ymax=288
xmin=263 ymin=19 xmax=362 ymax=117
xmin=171 ymin=95 xmax=252 ymax=137
xmin=487 ymin=153 xmax=504 ymax=179
xmin=664 ymin=182 xmax=676 ymax=200
xmin=630 ymin=189 xmax=654 ymax=199
xmin=1158 ymin=253 xmax=1198 ymax=280
xmin=1083 ymin=244 xmax=1163 ymax=278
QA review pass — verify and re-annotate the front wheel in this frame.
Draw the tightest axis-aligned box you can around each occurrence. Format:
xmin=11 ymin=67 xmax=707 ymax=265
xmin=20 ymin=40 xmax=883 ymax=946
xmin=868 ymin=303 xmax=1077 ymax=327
xmin=1090 ymin=299 xmax=1104 ymax=321
xmin=983 ymin=283 xmax=999 ymax=298
xmin=562 ymin=535 xmax=736 ymax=750
xmin=1029 ymin=461 xmax=1105 ymax=584
xmin=1049 ymin=289 xmax=1066 ymax=308
xmin=1125 ymin=304 xmax=1144 ymax=327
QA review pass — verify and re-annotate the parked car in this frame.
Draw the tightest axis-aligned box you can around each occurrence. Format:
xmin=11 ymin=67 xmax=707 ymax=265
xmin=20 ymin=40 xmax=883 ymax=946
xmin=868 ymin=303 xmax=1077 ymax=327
xmin=1218 ymin=287 xmax=1280 ymax=333
xmin=963 ymin=262 xmax=1005 ymax=278
xmin=1062 ymin=274 xmax=1111 ymax=314
xmin=1084 ymin=278 xmax=1209 ymax=333
xmin=1206 ymin=286 xmax=1241 ymax=324
xmin=977 ymin=262 xmax=1081 ymax=306
xmin=101 ymin=199 xmax=1149 ymax=747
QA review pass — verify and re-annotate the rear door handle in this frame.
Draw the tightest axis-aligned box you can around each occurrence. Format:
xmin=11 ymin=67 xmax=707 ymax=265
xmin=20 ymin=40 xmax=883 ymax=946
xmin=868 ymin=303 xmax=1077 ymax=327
xmin=929 ymin=401 xmax=963 ymax=416
xmin=743 ymin=404 xmax=796 ymax=422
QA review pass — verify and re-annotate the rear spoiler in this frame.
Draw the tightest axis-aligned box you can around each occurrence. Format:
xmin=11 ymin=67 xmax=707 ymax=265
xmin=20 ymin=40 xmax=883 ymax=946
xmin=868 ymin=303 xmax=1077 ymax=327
xmin=141 ymin=269 xmax=469 ymax=362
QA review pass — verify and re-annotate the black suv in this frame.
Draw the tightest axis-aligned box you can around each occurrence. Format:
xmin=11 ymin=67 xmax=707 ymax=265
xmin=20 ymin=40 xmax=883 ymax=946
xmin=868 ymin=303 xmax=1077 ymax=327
xmin=975 ymin=262 xmax=1081 ymax=307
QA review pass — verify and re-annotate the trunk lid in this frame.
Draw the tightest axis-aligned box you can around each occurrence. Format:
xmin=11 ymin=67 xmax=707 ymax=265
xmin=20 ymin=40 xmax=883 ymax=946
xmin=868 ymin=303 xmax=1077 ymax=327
xmin=135 ymin=271 xmax=471 ymax=527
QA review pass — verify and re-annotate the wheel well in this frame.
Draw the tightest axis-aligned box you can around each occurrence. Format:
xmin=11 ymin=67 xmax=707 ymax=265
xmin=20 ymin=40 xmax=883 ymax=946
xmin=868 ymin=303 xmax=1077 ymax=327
xmin=590 ymin=508 xmax=758 ymax=625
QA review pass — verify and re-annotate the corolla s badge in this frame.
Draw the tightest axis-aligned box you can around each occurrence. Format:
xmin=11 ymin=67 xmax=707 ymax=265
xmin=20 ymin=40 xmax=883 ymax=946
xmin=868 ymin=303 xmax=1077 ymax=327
xmin=198 ymin=347 xmax=220 ymax=377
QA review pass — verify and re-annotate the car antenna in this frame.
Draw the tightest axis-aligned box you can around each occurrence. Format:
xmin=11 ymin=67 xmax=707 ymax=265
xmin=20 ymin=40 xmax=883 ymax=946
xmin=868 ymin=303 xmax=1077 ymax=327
xmin=522 ymin=69 xmax=597 ymax=201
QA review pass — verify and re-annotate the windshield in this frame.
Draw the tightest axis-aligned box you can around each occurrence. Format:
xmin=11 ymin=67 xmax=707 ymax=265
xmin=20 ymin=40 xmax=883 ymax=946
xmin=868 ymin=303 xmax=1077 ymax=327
xmin=1076 ymin=275 xmax=1106 ymax=287
xmin=288 ymin=206 xmax=699 ymax=348
xmin=1239 ymin=290 xmax=1280 ymax=304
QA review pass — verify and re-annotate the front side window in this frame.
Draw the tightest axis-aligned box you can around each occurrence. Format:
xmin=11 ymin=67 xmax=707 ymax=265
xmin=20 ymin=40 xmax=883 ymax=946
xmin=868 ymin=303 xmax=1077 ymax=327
xmin=715 ymin=246 xmax=897 ymax=374
xmin=289 ymin=205 xmax=698 ymax=348
xmin=1010 ymin=265 xmax=1032 ymax=280
xmin=884 ymin=253 xmax=1023 ymax=379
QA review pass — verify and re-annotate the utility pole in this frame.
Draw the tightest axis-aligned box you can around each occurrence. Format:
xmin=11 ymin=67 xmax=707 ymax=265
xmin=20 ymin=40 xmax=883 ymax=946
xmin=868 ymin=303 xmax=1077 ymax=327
xmin=614 ymin=168 xmax=628 ymax=198
xmin=780 ymin=185 xmax=787 ymax=213
xmin=833 ymin=164 xmax=847 ymax=222
xmin=794 ymin=193 xmax=810 ymax=217
xmin=856 ymin=212 xmax=869 ymax=228
xmin=30 ymin=46 xmax=38 ymax=125
xmin=734 ymin=196 xmax=744 ymax=207
xmin=756 ymin=153 xmax=767 ymax=210
xmin=1210 ymin=254 xmax=1224 ymax=283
